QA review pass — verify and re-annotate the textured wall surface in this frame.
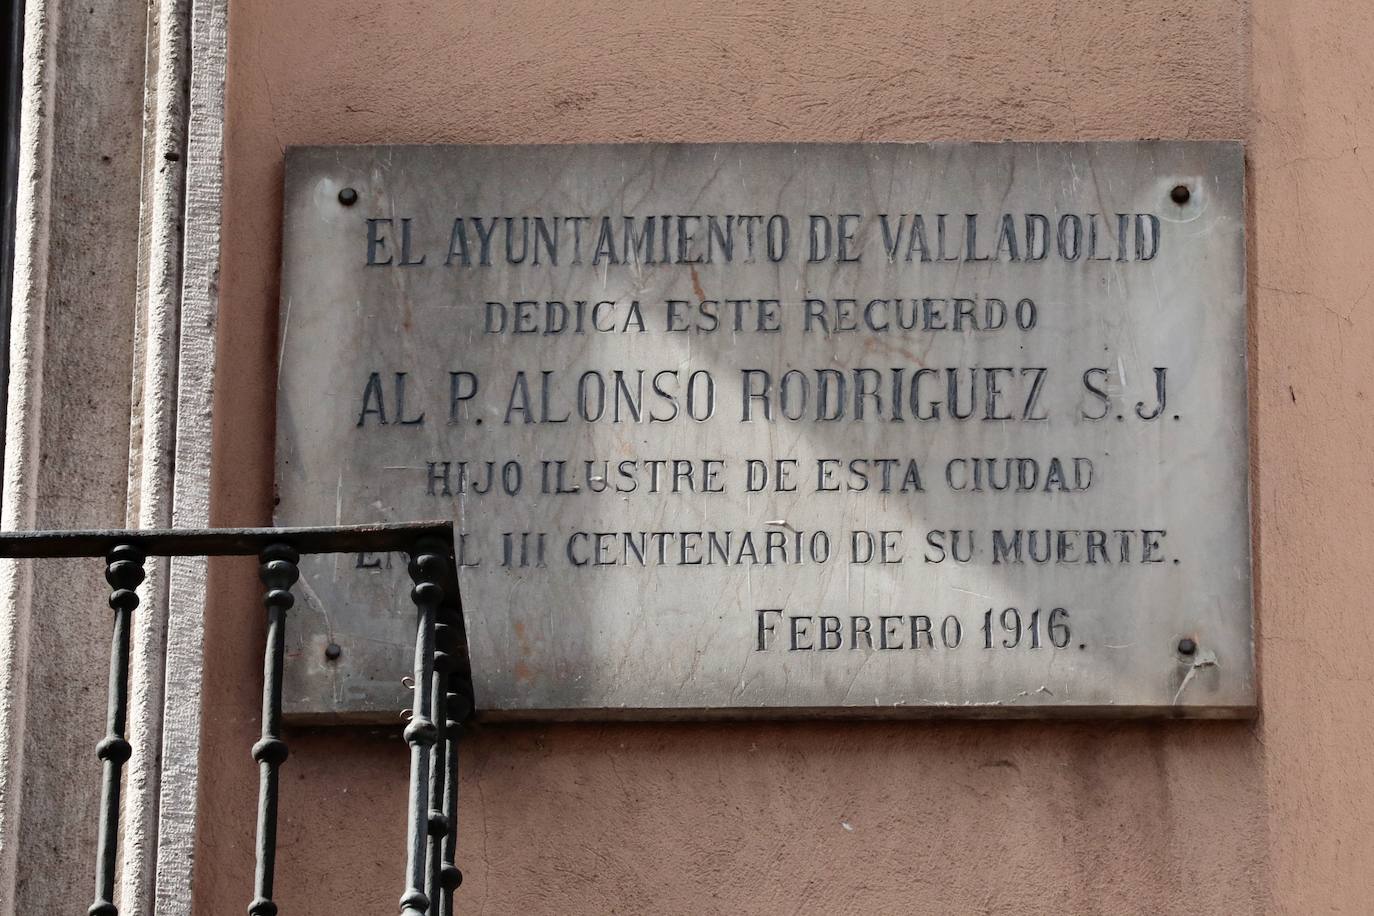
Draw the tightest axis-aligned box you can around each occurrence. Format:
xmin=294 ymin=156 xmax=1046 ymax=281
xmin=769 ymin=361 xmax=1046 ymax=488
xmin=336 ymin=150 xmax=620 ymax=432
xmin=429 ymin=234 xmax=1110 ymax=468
xmin=1250 ymin=0 xmax=1374 ymax=908
xmin=0 ymin=0 xmax=149 ymax=909
xmin=196 ymin=0 xmax=1371 ymax=912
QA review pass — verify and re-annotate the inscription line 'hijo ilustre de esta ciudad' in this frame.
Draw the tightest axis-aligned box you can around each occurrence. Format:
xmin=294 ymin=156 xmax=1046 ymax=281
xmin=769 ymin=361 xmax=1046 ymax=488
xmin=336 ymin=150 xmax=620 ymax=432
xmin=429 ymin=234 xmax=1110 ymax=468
xmin=351 ymin=205 xmax=1177 ymax=655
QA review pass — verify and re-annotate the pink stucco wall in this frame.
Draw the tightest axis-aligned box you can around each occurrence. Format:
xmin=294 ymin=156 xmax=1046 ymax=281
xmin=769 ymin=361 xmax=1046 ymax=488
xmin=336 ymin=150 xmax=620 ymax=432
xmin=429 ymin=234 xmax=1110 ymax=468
xmin=195 ymin=1 xmax=1374 ymax=912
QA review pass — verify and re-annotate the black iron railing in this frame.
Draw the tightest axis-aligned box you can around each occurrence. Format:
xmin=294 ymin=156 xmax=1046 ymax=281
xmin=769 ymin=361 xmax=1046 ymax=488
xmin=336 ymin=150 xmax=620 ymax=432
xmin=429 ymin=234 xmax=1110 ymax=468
xmin=0 ymin=521 xmax=472 ymax=916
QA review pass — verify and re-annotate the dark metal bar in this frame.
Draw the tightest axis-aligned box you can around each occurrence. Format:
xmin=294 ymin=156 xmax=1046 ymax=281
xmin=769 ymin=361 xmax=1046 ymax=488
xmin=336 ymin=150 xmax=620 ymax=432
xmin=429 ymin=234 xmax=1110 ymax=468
xmin=249 ymin=544 xmax=299 ymax=916
xmin=0 ymin=520 xmax=452 ymax=559
xmin=439 ymin=679 xmax=470 ymax=916
xmin=424 ymin=647 xmax=449 ymax=909
xmin=425 ymin=605 xmax=465 ymax=910
xmin=400 ymin=539 xmax=447 ymax=916
xmin=89 ymin=545 xmax=144 ymax=916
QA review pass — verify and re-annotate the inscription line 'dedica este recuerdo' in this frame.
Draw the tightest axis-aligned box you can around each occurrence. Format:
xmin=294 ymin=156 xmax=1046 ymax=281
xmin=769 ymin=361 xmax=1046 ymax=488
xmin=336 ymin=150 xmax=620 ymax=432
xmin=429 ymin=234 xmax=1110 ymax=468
xmin=274 ymin=142 xmax=1253 ymax=721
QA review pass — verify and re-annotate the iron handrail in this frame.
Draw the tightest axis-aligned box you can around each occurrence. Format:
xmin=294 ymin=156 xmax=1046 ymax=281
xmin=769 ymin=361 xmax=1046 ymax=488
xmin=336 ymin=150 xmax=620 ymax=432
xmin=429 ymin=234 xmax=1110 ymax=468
xmin=0 ymin=520 xmax=453 ymax=557
xmin=0 ymin=521 xmax=469 ymax=916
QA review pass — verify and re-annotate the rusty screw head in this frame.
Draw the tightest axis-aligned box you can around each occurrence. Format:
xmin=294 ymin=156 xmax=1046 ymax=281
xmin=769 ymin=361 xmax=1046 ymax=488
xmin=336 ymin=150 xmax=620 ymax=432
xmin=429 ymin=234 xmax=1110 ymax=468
xmin=1170 ymin=184 xmax=1191 ymax=205
xmin=1177 ymin=637 xmax=1198 ymax=657
xmin=337 ymin=187 xmax=358 ymax=206
xmin=325 ymin=642 xmax=342 ymax=661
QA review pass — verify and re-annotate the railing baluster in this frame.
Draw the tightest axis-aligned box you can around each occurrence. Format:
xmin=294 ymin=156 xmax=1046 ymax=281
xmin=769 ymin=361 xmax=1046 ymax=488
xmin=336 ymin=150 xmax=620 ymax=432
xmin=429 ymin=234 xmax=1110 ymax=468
xmin=424 ymin=618 xmax=451 ymax=910
xmin=440 ymin=679 xmax=470 ymax=916
xmin=250 ymin=544 xmax=299 ymax=916
xmin=89 ymin=545 xmax=145 ymax=916
xmin=430 ymin=606 xmax=468 ymax=914
xmin=401 ymin=540 xmax=447 ymax=916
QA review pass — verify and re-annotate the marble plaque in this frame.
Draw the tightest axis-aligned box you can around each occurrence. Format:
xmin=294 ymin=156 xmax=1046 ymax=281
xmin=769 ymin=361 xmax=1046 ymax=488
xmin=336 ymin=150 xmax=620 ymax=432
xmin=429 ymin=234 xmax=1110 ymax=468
xmin=276 ymin=142 xmax=1254 ymax=720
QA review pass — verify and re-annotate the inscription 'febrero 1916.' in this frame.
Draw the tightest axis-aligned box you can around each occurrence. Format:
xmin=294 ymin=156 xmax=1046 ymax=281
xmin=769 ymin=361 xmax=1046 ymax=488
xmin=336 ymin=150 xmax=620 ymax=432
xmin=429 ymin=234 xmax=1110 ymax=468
xmin=275 ymin=142 xmax=1255 ymax=721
